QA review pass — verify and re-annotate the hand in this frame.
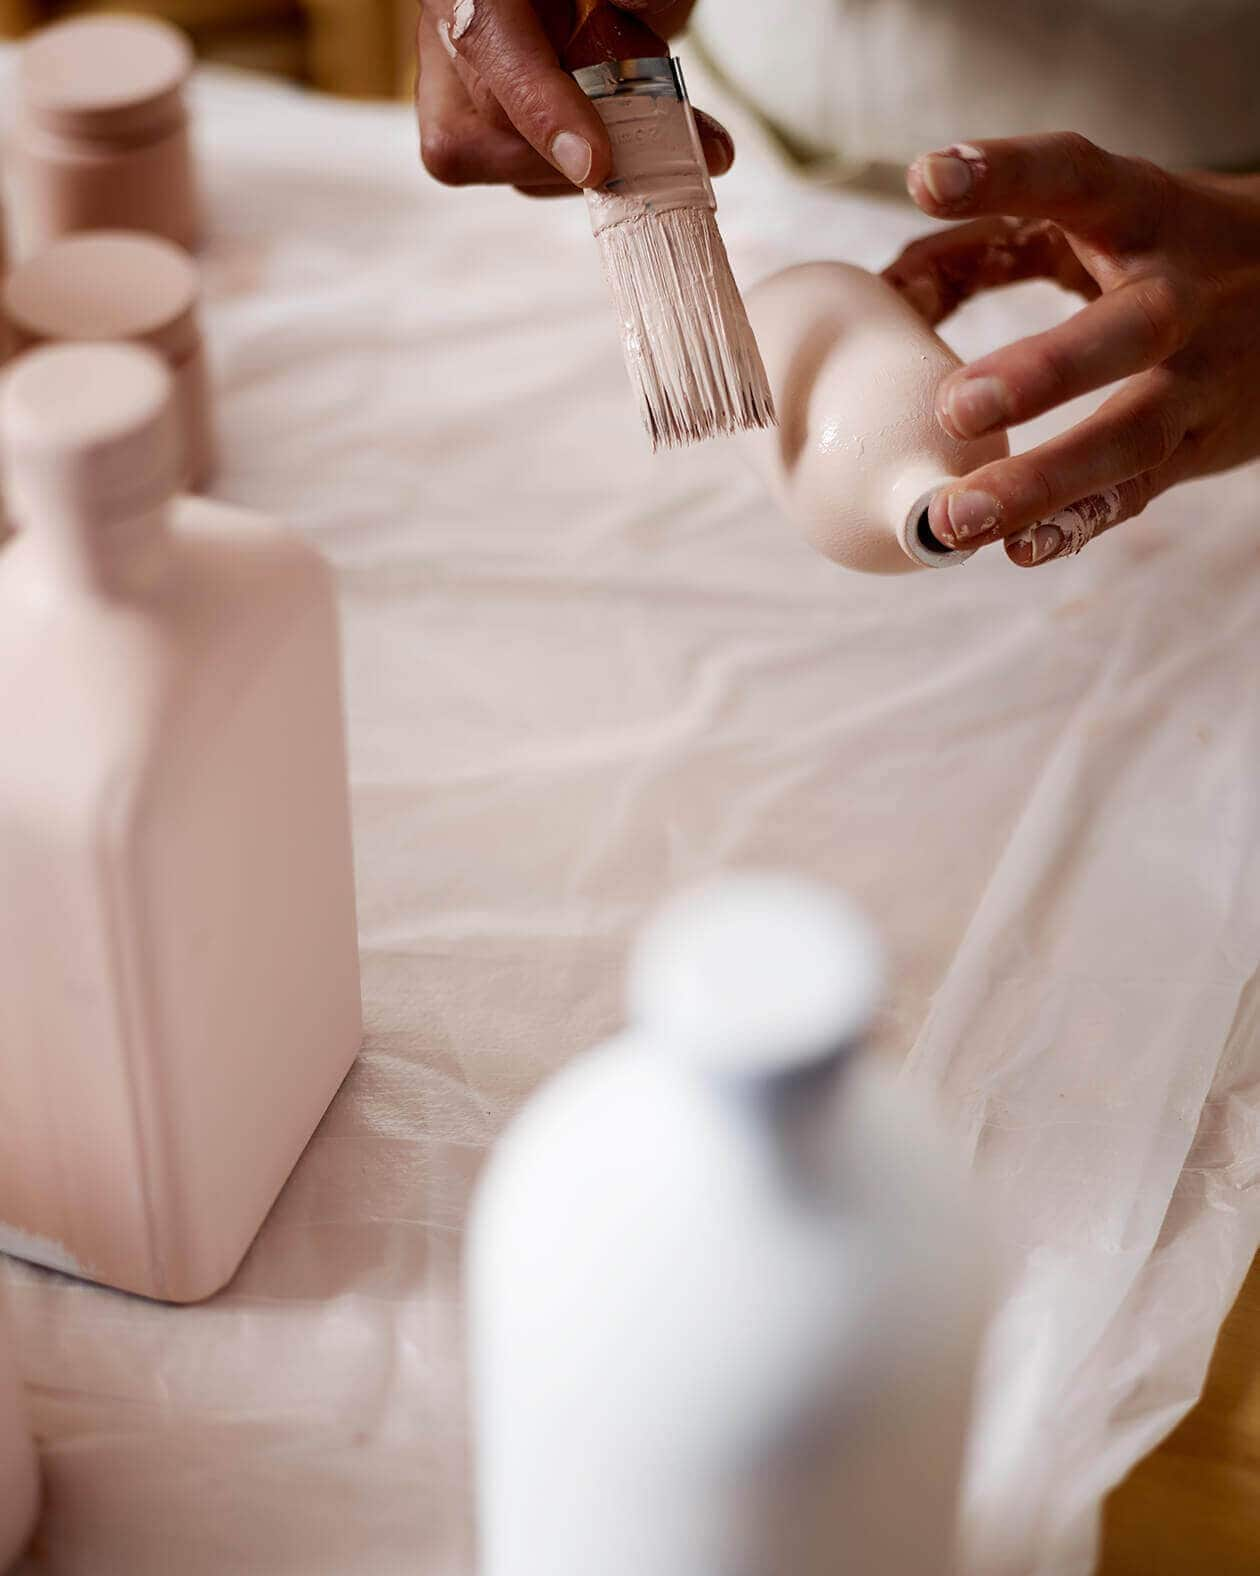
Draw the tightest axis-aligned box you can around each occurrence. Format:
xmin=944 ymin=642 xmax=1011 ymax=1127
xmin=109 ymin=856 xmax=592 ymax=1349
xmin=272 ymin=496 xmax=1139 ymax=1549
xmin=883 ymin=134 xmax=1260 ymax=567
xmin=415 ymin=1 xmax=731 ymax=198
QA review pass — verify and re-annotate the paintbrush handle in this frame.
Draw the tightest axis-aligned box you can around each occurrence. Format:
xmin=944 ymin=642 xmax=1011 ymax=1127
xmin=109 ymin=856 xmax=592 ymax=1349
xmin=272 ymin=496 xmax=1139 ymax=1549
xmin=562 ymin=0 xmax=667 ymax=70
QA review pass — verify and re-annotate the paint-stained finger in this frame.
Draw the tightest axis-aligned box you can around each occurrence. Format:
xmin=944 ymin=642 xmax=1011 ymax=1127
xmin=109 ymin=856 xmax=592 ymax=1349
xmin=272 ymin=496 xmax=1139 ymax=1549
xmin=1004 ymin=467 xmax=1176 ymax=566
xmin=936 ymin=274 xmax=1198 ymax=439
xmin=436 ymin=0 xmax=613 ymax=187
xmin=926 ymin=372 xmax=1195 ymax=548
xmin=882 ymin=217 xmax=1096 ymax=327
xmin=417 ymin=10 xmax=563 ymax=185
xmin=513 ymin=120 xmax=730 ymax=196
xmin=906 ymin=133 xmax=1173 ymax=247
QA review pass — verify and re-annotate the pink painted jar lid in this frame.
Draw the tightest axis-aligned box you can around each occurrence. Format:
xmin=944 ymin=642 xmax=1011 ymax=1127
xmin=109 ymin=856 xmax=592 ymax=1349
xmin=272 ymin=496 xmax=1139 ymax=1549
xmin=1 ymin=342 xmax=178 ymax=530
xmin=4 ymin=231 xmax=202 ymax=364
xmin=19 ymin=15 xmax=192 ymax=141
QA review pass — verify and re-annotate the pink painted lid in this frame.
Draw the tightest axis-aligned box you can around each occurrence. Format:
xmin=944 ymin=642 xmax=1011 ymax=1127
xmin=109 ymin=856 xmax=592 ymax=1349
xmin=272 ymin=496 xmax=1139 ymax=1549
xmin=4 ymin=231 xmax=202 ymax=363
xmin=20 ymin=15 xmax=191 ymax=140
xmin=1 ymin=342 xmax=179 ymax=530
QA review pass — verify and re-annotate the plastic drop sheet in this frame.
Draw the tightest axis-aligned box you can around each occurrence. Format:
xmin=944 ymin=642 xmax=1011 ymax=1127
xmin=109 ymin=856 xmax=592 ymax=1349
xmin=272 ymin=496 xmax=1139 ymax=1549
xmin=1 ymin=55 xmax=1259 ymax=1576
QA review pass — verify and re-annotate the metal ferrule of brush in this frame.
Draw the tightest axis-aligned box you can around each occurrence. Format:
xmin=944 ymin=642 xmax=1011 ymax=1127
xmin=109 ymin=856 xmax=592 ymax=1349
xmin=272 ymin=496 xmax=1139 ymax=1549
xmin=573 ymin=56 xmax=715 ymax=236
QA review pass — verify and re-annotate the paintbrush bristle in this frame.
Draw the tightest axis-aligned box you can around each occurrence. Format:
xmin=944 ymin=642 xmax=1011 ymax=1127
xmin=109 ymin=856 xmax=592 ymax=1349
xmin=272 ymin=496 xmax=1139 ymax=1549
xmin=595 ymin=205 xmax=776 ymax=451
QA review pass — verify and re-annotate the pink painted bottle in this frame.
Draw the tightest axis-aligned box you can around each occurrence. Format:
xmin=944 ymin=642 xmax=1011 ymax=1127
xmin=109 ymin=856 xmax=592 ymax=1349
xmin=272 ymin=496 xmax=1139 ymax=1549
xmin=0 ymin=1319 xmax=39 ymax=1571
xmin=12 ymin=14 xmax=199 ymax=252
xmin=741 ymin=262 xmax=1008 ymax=573
xmin=4 ymin=231 xmax=215 ymax=491
xmin=0 ymin=343 xmax=362 ymax=1304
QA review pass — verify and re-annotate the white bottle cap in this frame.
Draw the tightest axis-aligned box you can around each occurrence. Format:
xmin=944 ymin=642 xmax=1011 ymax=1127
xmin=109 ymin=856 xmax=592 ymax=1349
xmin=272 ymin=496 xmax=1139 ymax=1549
xmin=1 ymin=342 xmax=179 ymax=532
xmin=628 ymin=873 xmax=884 ymax=1076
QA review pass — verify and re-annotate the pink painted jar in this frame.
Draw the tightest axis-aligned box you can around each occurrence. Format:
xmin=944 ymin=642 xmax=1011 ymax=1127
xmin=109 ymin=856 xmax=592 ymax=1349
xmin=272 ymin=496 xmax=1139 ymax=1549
xmin=4 ymin=230 xmax=215 ymax=491
xmin=13 ymin=14 xmax=199 ymax=253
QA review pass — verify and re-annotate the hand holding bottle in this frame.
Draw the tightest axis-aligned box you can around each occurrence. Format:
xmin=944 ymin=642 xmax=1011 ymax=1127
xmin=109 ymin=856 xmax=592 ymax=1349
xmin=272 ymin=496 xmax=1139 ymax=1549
xmin=884 ymin=134 xmax=1260 ymax=567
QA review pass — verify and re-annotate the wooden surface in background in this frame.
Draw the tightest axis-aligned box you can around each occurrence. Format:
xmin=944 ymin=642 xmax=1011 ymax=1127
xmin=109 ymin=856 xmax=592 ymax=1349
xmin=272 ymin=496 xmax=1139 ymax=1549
xmin=1100 ymin=1249 xmax=1260 ymax=1573
xmin=0 ymin=0 xmax=410 ymax=96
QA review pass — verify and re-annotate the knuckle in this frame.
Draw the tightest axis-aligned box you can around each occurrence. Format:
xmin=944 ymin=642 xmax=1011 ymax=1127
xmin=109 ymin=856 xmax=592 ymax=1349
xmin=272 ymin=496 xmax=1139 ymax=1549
xmin=420 ymin=126 xmax=471 ymax=185
xmin=1128 ymin=273 xmax=1195 ymax=359
xmin=1020 ymin=462 xmax=1058 ymax=517
xmin=1113 ymin=477 xmax=1151 ymax=524
xmin=1121 ymin=403 xmax=1185 ymax=473
xmin=1060 ymin=132 xmax=1112 ymax=199
xmin=1123 ymin=157 xmax=1180 ymax=247
xmin=1025 ymin=336 xmax=1077 ymax=402
xmin=500 ymin=77 xmax=558 ymax=145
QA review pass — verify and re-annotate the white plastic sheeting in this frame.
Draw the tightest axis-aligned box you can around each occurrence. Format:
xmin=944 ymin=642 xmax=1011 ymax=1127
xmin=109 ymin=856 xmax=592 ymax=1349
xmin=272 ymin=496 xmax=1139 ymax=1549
xmin=1 ymin=55 xmax=1258 ymax=1576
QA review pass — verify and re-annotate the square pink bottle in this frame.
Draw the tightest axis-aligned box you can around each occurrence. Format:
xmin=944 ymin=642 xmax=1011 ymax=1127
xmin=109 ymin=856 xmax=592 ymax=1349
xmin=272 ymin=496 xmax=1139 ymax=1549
xmin=0 ymin=343 xmax=362 ymax=1303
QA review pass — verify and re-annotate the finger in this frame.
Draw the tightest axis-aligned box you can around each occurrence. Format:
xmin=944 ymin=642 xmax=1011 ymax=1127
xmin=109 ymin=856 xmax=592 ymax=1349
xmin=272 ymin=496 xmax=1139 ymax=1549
xmin=417 ymin=12 xmax=563 ymax=186
xmin=514 ymin=114 xmax=730 ymax=193
xmin=514 ymin=182 xmax=582 ymax=198
xmin=883 ymin=217 xmax=1096 ymax=327
xmin=905 ymin=133 xmax=1172 ymax=247
xmin=937 ymin=272 xmax=1196 ymax=439
xmin=693 ymin=109 xmax=735 ymax=177
xmin=437 ymin=0 xmax=613 ymax=187
xmin=1004 ymin=462 xmax=1181 ymax=567
xmin=927 ymin=372 xmax=1195 ymax=548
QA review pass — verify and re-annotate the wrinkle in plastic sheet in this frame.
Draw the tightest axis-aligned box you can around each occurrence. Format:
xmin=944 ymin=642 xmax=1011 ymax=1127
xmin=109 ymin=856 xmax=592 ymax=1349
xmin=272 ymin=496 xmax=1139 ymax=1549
xmin=1 ymin=57 xmax=1258 ymax=1576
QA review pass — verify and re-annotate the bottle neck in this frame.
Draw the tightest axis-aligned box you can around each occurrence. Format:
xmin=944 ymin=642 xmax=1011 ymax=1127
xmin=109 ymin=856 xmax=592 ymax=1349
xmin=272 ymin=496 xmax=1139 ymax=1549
xmin=21 ymin=502 xmax=173 ymax=599
xmin=737 ymin=1045 xmax=857 ymax=1203
xmin=886 ymin=461 xmax=973 ymax=570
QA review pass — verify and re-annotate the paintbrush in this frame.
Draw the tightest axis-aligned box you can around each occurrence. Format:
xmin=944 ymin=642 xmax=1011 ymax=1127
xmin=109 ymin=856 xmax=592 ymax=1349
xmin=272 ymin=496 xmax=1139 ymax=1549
xmin=561 ymin=1 xmax=775 ymax=451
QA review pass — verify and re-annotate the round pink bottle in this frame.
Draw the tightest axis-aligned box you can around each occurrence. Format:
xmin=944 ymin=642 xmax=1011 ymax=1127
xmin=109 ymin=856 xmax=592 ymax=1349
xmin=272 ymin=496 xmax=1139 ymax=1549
xmin=12 ymin=14 xmax=199 ymax=253
xmin=4 ymin=230 xmax=215 ymax=491
xmin=741 ymin=262 xmax=1009 ymax=574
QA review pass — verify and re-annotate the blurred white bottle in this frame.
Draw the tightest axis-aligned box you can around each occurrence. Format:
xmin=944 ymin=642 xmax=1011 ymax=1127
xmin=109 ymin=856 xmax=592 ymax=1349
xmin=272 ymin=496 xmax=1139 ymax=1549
xmin=741 ymin=262 xmax=1008 ymax=573
xmin=0 ymin=1314 xmax=38 ymax=1571
xmin=469 ymin=873 xmax=993 ymax=1576
xmin=0 ymin=343 xmax=362 ymax=1304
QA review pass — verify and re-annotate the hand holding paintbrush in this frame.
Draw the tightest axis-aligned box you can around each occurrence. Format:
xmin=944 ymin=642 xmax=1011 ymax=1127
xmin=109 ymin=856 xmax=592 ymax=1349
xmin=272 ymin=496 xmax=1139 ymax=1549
xmin=416 ymin=0 xmax=774 ymax=447
xmin=414 ymin=2 xmax=730 ymax=194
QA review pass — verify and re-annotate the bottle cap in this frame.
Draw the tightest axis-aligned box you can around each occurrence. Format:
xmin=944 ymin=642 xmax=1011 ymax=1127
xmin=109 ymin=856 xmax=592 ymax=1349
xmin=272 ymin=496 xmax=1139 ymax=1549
xmin=4 ymin=232 xmax=202 ymax=365
xmin=628 ymin=873 xmax=883 ymax=1076
xmin=20 ymin=15 xmax=191 ymax=141
xmin=1 ymin=343 xmax=179 ymax=531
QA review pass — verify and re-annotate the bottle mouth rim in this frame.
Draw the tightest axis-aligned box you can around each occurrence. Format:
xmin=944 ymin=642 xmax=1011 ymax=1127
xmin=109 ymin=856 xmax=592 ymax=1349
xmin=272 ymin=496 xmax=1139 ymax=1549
xmin=901 ymin=489 xmax=974 ymax=569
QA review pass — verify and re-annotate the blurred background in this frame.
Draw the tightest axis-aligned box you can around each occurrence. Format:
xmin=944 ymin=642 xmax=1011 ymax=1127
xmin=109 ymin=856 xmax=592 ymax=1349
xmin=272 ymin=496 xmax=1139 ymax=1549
xmin=0 ymin=0 xmax=417 ymax=97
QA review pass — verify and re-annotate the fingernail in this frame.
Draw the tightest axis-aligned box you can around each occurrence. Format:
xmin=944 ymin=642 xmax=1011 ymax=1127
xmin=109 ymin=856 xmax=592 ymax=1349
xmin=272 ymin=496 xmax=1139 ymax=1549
xmin=944 ymin=376 xmax=1009 ymax=438
xmin=945 ymin=489 xmax=1001 ymax=543
xmin=1009 ymin=523 xmax=1065 ymax=567
xmin=917 ymin=150 xmax=976 ymax=205
xmin=551 ymin=132 xmax=593 ymax=186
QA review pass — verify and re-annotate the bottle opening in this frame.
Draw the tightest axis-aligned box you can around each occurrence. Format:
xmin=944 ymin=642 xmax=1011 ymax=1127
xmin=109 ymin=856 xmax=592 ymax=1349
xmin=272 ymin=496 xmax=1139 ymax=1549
xmin=917 ymin=507 xmax=953 ymax=558
xmin=901 ymin=489 xmax=972 ymax=569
